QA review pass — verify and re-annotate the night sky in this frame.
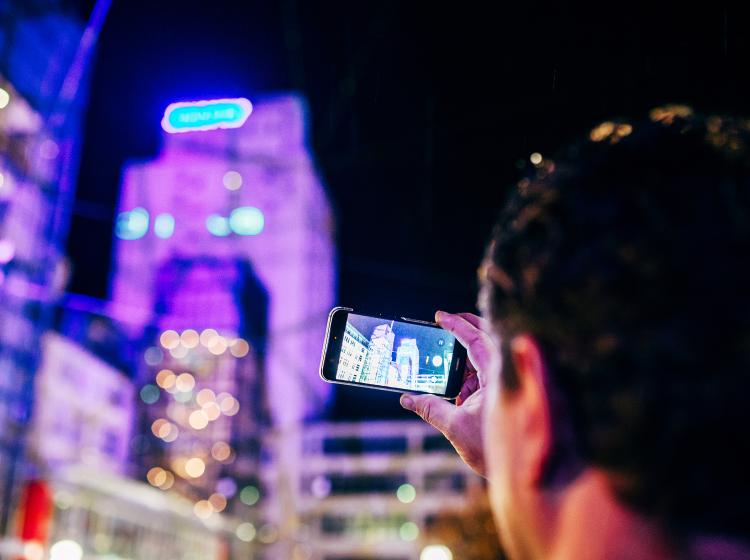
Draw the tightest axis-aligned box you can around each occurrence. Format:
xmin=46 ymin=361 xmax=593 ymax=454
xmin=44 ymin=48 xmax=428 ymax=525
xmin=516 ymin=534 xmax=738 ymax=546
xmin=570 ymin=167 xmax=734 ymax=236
xmin=65 ymin=1 xmax=749 ymax=419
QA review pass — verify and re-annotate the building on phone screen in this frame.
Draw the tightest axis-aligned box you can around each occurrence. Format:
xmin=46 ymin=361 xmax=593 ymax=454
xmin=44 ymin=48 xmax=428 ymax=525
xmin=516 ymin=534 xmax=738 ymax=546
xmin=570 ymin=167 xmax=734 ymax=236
xmin=362 ymin=322 xmax=395 ymax=385
xmin=394 ymin=338 xmax=420 ymax=389
xmin=338 ymin=323 xmax=369 ymax=382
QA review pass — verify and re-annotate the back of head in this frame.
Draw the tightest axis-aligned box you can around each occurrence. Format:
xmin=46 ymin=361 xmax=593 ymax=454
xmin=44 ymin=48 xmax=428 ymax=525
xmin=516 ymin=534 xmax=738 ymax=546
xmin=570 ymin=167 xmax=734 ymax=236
xmin=482 ymin=106 xmax=750 ymax=544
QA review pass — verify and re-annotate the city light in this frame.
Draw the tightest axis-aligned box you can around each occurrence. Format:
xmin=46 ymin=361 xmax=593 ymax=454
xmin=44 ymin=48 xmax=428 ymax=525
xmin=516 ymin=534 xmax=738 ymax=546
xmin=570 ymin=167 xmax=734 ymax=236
xmin=185 ymin=457 xmax=206 ymax=478
xmin=140 ymin=384 xmax=160 ymax=404
xmin=310 ymin=475 xmax=331 ymax=498
xmin=115 ymin=207 xmax=149 ymax=240
xmin=206 ymin=214 xmax=231 ymax=237
xmin=196 ymin=388 xmax=216 ymax=406
xmin=23 ymin=541 xmax=44 ymax=560
xmin=217 ymin=477 xmax=238 ymax=497
xmin=154 ymin=213 xmax=175 ymax=238
xmin=223 ymin=170 xmax=243 ymax=190
xmin=229 ymin=206 xmax=264 ymax=236
xmin=40 ymin=139 xmax=59 ymax=159
xmin=420 ymin=545 xmax=453 ymax=560
xmin=160 ymin=330 xmax=180 ymax=349
xmin=144 ymin=346 xmax=163 ymax=366
xmin=218 ymin=393 xmax=240 ymax=416
xmin=236 ymin=522 xmax=256 ymax=542
xmin=209 ymin=493 xmax=227 ymax=512
xmin=530 ymin=152 xmax=543 ymax=166
xmin=230 ymin=338 xmax=250 ymax=358
xmin=189 ymin=410 xmax=209 ymax=430
xmin=258 ymin=524 xmax=279 ymax=544
xmin=180 ymin=329 xmax=200 ymax=348
xmin=175 ymin=372 xmax=195 ymax=392
xmin=0 ymin=239 xmax=15 ymax=264
xmin=49 ymin=540 xmax=83 ymax=560
xmin=208 ymin=336 xmax=228 ymax=355
xmin=396 ymin=483 xmax=416 ymax=504
xmin=203 ymin=401 xmax=221 ymax=421
xmin=161 ymin=97 xmax=253 ymax=133
xmin=211 ymin=441 xmax=232 ymax=461
xmin=147 ymin=467 xmax=167 ymax=487
xmin=240 ymin=485 xmax=260 ymax=506
xmin=0 ymin=87 xmax=9 ymax=109
xmin=199 ymin=328 xmax=219 ymax=347
xmin=400 ymin=521 xmax=419 ymax=541
xmin=169 ymin=345 xmax=189 ymax=359
xmin=193 ymin=500 xmax=213 ymax=519
xmin=156 ymin=369 xmax=176 ymax=389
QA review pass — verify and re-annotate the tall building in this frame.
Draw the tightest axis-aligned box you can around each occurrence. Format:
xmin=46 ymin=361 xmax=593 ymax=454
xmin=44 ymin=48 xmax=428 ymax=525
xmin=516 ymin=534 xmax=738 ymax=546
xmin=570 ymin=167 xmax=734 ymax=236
xmin=394 ymin=338 xmax=419 ymax=390
xmin=338 ymin=323 xmax=369 ymax=382
xmin=0 ymin=2 xmax=94 ymax=531
xmin=109 ymin=94 xmax=335 ymax=559
xmin=362 ymin=322 xmax=395 ymax=384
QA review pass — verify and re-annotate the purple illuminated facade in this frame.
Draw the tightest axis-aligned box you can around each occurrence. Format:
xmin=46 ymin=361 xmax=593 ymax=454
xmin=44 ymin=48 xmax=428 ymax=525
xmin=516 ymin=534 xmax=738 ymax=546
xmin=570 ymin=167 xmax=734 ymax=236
xmin=110 ymin=94 xmax=335 ymax=425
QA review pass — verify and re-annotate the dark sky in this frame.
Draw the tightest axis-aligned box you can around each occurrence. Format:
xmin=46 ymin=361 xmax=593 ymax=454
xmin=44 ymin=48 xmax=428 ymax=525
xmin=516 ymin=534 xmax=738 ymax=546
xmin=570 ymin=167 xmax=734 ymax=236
xmin=66 ymin=1 xmax=749 ymax=419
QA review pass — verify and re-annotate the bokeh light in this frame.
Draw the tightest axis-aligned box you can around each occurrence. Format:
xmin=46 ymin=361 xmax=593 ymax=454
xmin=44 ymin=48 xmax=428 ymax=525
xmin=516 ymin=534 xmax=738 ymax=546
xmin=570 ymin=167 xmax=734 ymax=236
xmin=400 ymin=521 xmax=419 ymax=541
xmin=193 ymin=500 xmax=213 ymax=519
xmin=153 ymin=213 xmax=175 ymax=238
xmin=185 ymin=457 xmax=206 ymax=478
xmin=140 ymin=384 xmax=159 ymax=404
xmin=211 ymin=441 xmax=232 ymax=461
xmin=160 ymin=330 xmax=180 ymax=349
xmin=396 ymin=483 xmax=416 ymax=504
xmin=175 ymin=372 xmax=195 ymax=392
xmin=229 ymin=206 xmax=264 ymax=236
xmin=236 ymin=522 xmax=256 ymax=542
xmin=206 ymin=214 xmax=231 ymax=237
xmin=223 ymin=170 xmax=243 ymax=190
xmin=49 ymin=540 xmax=83 ymax=560
xmin=189 ymin=410 xmax=209 ymax=430
xmin=180 ymin=329 xmax=200 ymax=348
xmin=240 ymin=485 xmax=260 ymax=506
xmin=230 ymin=338 xmax=250 ymax=358
xmin=420 ymin=545 xmax=453 ymax=560
xmin=115 ymin=207 xmax=149 ymax=240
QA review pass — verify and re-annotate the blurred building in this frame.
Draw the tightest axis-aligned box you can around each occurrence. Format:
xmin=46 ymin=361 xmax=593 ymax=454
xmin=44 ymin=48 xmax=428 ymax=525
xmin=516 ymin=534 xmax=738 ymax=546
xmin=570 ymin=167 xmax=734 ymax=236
xmin=269 ymin=420 xmax=485 ymax=560
xmin=27 ymin=331 xmax=134 ymax=474
xmin=108 ymin=94 xmax=335 ymax=559
xmin=0 ymin=1 xmax=96 ymax=532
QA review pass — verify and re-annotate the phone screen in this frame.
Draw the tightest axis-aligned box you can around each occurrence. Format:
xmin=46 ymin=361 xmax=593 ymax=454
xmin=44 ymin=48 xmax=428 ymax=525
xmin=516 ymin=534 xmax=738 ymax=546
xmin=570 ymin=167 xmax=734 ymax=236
xmin=335 ymin=313 xmax=458 ymax=394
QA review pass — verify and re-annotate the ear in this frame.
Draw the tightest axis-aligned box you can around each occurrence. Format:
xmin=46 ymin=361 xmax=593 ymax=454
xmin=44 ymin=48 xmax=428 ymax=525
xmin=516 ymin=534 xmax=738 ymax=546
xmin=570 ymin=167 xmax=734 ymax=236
xmin=508 ymin=334 xmax=553 ymax=487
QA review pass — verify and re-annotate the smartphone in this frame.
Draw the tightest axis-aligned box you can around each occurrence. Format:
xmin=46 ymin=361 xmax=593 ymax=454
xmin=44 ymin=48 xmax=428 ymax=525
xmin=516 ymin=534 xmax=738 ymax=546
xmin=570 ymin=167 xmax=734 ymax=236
xmin=320 ymin=307 xmax=467 ymax=399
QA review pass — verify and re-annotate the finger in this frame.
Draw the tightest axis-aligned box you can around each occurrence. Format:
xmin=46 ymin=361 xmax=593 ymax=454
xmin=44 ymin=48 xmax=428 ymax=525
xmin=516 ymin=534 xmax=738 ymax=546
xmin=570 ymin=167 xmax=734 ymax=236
xmin=457 ymin=374 xmax=479 ymax=405
xmin=455 ymin=312 xmax=493 ymax=333
xmin=400 ymin=393 xmax=454 ymax=435
xmin=436 ymin=311 xmax=496 ymax=382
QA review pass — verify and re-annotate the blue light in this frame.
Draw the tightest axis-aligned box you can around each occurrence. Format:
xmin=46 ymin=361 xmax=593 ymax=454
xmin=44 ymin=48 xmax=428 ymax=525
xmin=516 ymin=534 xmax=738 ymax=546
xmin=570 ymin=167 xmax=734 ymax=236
xmin=229 ymin=207 xmax=264 ymax=236
xmin=161 ymin=98 xmax=253 ymax=134
xmin=115 ymin=207 xmax=149 ymax=240
xmin=154 ymin=213 xmax=175 ymax=239
xmin=206 ymin=214 xmax=231 ymax=237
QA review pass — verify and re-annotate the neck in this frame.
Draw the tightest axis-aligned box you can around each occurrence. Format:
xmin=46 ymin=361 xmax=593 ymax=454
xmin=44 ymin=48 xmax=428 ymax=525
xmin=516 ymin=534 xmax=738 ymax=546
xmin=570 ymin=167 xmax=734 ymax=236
xmin=548 ymin=470 xmax=674 ymax=560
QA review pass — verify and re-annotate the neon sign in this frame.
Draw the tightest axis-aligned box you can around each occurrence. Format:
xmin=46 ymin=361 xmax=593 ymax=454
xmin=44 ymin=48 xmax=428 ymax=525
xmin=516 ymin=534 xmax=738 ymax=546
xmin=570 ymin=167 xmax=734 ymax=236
xmin=161 ymin=97 xmax=252 ymax=133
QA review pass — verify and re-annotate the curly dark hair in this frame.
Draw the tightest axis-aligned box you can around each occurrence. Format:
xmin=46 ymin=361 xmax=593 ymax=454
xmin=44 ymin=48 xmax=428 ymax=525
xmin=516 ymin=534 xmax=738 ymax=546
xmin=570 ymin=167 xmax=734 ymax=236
xmin=481 ymin=106 xmax=750 ymax=543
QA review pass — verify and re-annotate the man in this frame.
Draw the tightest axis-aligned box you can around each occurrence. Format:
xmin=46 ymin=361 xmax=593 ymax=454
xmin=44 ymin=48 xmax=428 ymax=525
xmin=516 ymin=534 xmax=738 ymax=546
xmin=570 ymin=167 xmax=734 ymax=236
xmin=401 ymin=106 xmax=750 ymax=559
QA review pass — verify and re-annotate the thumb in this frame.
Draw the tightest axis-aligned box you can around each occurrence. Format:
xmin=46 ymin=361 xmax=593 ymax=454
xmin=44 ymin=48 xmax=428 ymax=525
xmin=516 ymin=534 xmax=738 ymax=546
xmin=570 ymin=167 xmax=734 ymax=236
xmin=400 ymin=394 xmax=453 ymax=434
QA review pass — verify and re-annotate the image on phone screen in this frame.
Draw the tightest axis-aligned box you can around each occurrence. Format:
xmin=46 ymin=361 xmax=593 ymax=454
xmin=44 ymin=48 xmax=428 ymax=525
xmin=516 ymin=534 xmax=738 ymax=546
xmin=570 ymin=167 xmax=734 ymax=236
xmin=335 ymin=313 xmax=456 ymax=394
